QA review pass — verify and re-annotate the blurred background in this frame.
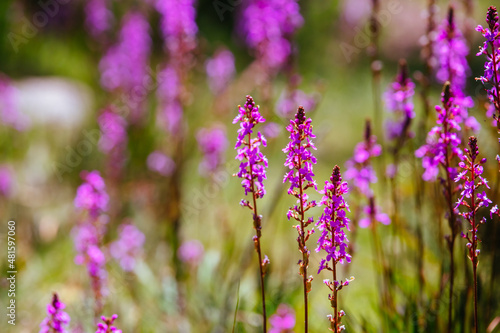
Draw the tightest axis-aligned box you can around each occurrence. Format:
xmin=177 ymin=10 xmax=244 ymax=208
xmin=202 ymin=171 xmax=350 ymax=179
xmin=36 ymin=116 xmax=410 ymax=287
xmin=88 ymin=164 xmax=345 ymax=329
xmin=0 ymin=0 xmax=499 ymax=332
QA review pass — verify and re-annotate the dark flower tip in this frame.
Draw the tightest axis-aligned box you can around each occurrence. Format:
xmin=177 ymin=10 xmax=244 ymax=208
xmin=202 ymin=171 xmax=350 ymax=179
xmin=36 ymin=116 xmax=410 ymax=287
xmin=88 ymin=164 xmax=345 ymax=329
xmin=52 ymin=293 xmax=59 ymax=307
xmin=487 ymin=6 xmax=498 ymax=30
xmin=295 ymin=106 xmax=306 ymax=124
xmin=468 ymin=136 xmax=478 ymax=159
xmin=442 ymin=81 xmax=452 ymax=103
xmin=398 ymin=58 xmax=408 ymax=85
xmin=331 ymin=165 xmax=342 ymax=184
xmin=364 ymin=119 xmax=372 ymax=142
xmin=245 ymin=95 xmax=255 ymax=109
xmin=447 ymin=6 xmax=455 ymax=30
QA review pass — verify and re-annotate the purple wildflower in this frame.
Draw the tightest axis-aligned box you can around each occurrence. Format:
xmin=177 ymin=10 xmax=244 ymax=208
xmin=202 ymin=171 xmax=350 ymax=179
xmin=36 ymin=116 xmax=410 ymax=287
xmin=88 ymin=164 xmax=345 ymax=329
xmin=155 ymin=0 xmax=198 ymax=55
xmin=269 ymin=304 xmax=295 ymax=333
xmin=196 ymin=127 xmax=228 ymax=175
xmin=84 ymin=0 xmax=113 ymax=39
xmin=455 ymin=137 xmax=492 ymax=331
xmin=177 ymin=239 xmax=204 ymax=266
xmin=384 ymin=59 xmax=415 ymax=142
xmin=99 ymin=12 xmax=151 ymax=120
xmin=434 ymin=7 xmax=479 ymax=133
xmin=234 ymin=95 xmax=268 ymax=199
xmin=0 ymin=74 xmax=29 ymax=131
xmin=283 ymin=106 xmax=317 ymax=328
xmin=476 ymin=6 xmax=500 ymax=135
xmin=73 ymin=171 xmax=109 ymax=312
xmin=276 ymin=88 xmax=317 ymax=119
xmin=39 ymin=293 xmax=70 ymax=333
xmin=205 ymin=49 xmax=235 ymax=94
xmin=344 ymin=120 xmax=381 ymax=196
xmin=263 ymin=122 xmax=282 ymax=139
xmin=239 ymin=0 xmax=303 ymax=72
xmin=98 ymin=109 xmax=128 ymax=173
xmin=96 ymin=314 xmax=121 ymax=333
xmin=157 ymin=65 xmax=183 ymax=134
xmin=109 ymin=223 xmax=145 ymax=272
xmin=415 ymin=82 xmax=463 ymax=182
xmin=316 ymin=166 xmax=351 ymax=273
xmin=358 ymin=201 xmax=391 ymax=228
xmin=147 ymin=151 xmax=175 ymax=177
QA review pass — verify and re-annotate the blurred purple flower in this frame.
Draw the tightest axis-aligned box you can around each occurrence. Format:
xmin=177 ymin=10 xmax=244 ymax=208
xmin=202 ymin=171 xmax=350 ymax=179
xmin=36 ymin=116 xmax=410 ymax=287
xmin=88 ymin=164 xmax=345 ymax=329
xmin=98 ymin=109 xmax=128 ymax=171
xmin=239 ymin=0 xmax=303 ymax=71
xmin=109 ymin=223 xmax=145 ymax=272
xmin=234 ymin=95 xmax=268 ymax=199
xmin=344 ymin=121 xmax=381 ymax=197
xmin=99 ymin=12 xmax=151 ymax=120
xmin=415 ymin=83 xmax=462 ymax=182
xmin=269 ymin=304 xmax=295 ymax=333
xmin=177 ymin=239 xmax=204 ymax=266
xmin=39 ymin=293 xmax=70 ymax=333
xmin=84 ymin=0 xmax=113 ymax=38
xmin=358 ymin=203 xmax=391 ymax=228
xmin=263 ymin=122 xmax=282 ymax=139
xmin=316 ymin=166 xmax=351 ymax=274
xmin=155 ymin=0 xmax=198 ymax=54
xmin=276 ymin=88 xmax=317 ymax=119
xmin=384 ymin=60 xmax=415 ymax=141
xmin=0 ymin=165 xmax=12 ymax=197
xmin=147 ymin=151 xmax=175 ymax=177
xmin=157 ymin=65 xmax=183 ymax=134
xmin=196 ymin=127 xmax=228 ymax=175
xmin=205 ymin=49 xmax=235 ymax=94
xmin=74 ymin=171 xmax=109 ymax=218
xmin=0 ymin=74 xmax=29 ymax=131
xmin=96 ymin=314 xmax=121 ymax=333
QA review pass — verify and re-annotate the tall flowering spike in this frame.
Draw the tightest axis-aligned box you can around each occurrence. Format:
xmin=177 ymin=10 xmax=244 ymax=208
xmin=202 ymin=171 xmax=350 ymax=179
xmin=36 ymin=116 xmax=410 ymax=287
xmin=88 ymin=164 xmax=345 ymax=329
xmin=477 ymin=6 xmax=500 ymax=139
xmin=109 ymin=223 xmax=145 ymax=272
xmin=157 ymin=65 xmax=184 ymax=134
xmin=239 ymin=0 xmax=303 ymax=72
xmin=434 ymin=6 xmax=479 ymax=132
xmin=84 ymin=0 xmax=113 ymax=39
xmin=384 ymin=59 xmax=415 ymax=142
xmin=196 ymin=126 xmax=228 ymax=176
xmin=205 ymin=49 xmax=235 ymax=95
xmin=316 ymin=165 xmax=351 ymax=273
xmin=455 ymin=136 xmax=492 ymax=333
xmin=39 ymin=293 xmax=70 ymax=333
xmin=234 ymin=95 xmax=268 ymax=199
xmin=98 ymin=109 xmax=128 ymax=174
xmin=344 ymin=120 xmax=381 ymax=197
xmin=73 ymin=171 xmax=109 ymax=313
xmin=233 ymin=95 xmax=269 ymax=332
xmin=415 ymin=82 xmax=463 ymax=182
xmin=283 ymin=106 xmax=317 ymax=331
xmin=96 ymin=314 xmax=122 ymax=333
xmin=99 ymin=12 xmax=151 ymax=120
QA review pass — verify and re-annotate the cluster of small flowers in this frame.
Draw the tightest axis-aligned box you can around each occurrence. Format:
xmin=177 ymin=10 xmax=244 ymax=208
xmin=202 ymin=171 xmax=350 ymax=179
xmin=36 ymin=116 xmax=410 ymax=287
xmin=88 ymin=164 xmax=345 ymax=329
xmin=98 ymin=109 xmax=128 ymax=173
xmin=39 ymin=294 xmax=70 ymax=333
xmin=344 ymin=121 xmax=381 ymax=197
xmin=99 ymin=12 xmax=151 ymax=98
xmin=109 ymin=223 xmax=145 ymax=272
xmin=155 ymin=0 xmax=198 ymax=55
xmin=434 ymin=7 xmax=479 ymax=132
xmin=205 ymin=49 xmax=235 ymax=95
xmin=455 ymin=137 xmax=493 ymax=260
xmin=233 ymin=96 xmax=268 ymax=200
xmin=0 ymin=73 xmax=29 ymax=131
xmin=73 ymin=171 xmax=110 ymax=306
xmin=476 ymin=6 xmax=500 ymax=125
xmin=84 ymin=0 xmax=113 ymax=39
xmin=239 ymin=0 xmax=303 ymax=71
xmin=316 ymin=166 xmax=351 ymax=274
xmin=415 ymin=83 xmax=463 ymax=181
xmin=96 ymin=314 xmax=121 ymax=333
xmin=196 ymin=127 xmax=228 ymax=175
xmin=383 ymin=60 xmax=415 ymax=141
xmin=269 ymin=304 xmax=295 ymax=333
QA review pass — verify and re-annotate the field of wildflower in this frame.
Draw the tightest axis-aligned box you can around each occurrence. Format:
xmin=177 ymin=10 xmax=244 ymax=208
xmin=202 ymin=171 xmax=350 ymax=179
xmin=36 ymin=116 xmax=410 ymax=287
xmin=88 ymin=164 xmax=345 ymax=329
xmin=1 ymin=0 xmax=500 ymax=332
